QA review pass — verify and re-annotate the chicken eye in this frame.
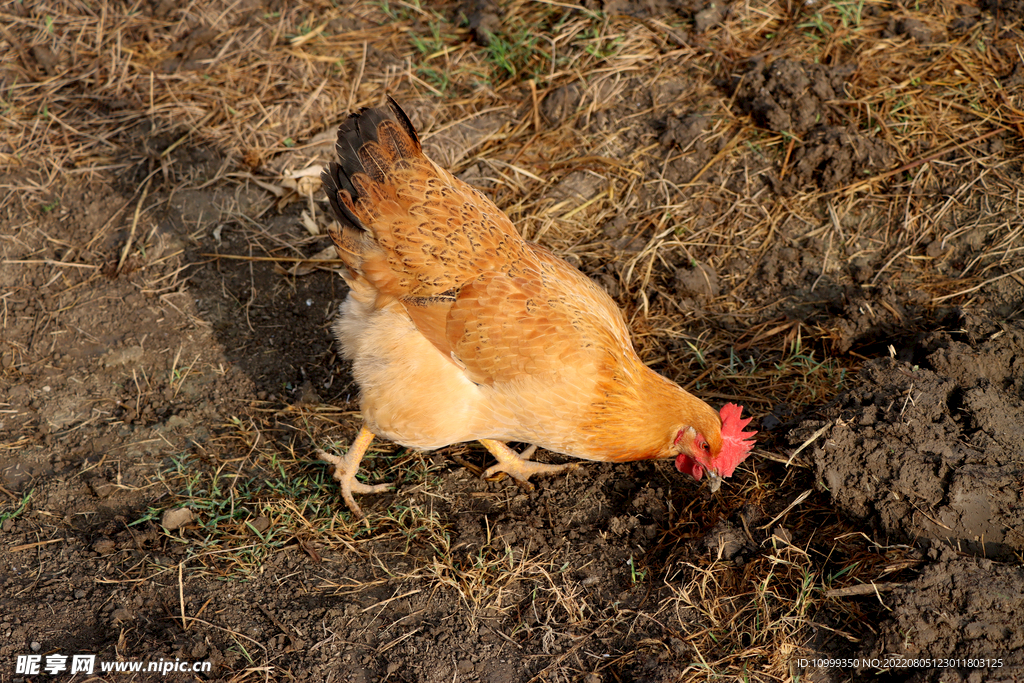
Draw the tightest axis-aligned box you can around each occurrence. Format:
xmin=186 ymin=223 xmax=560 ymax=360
xmin=697 ymin=438 xmax=709 ymax=453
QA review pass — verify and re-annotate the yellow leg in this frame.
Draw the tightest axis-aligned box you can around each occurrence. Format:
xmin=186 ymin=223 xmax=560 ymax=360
xmin=317 ymin=425 xmax=391 ymax=518
xmin=478 ymin=440 xmax=578 ymax=490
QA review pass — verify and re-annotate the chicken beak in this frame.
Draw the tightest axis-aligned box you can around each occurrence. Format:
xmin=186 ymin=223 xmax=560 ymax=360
xmin=706 ymin=470 xmax=723 ymax=494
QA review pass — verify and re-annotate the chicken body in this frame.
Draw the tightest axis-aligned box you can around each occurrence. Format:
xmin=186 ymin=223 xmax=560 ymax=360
xmin=320 ymin=98 xmax=752 ymax=517
xmin=335 ymin=236 xmax=696 ymax=459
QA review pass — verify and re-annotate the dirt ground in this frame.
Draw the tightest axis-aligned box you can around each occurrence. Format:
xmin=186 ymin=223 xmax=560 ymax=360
xmin=2 ymin=0 xmax=1023 ymax=681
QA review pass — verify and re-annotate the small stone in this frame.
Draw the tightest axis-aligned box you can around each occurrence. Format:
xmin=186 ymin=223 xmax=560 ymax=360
xmin=164 ymin=414 xmax=190 ymax=431
xmin=2 ymin=463 xmax=31 ymax=491
xmin=541 ymin=83 xmax=581 ymax=124
xmin=851 ymin=258 xmax=873 ymax=283
xmin=103 ymin=345 xmax=144 ymax=368
xmin=89 ymin=479 xmax=115 ymax=498
xmin=31 ymin=642 xmax=42 ymax=652
xmin=675 ymin=261 xmax=720 ymax=299
xmin=111 ymin=608 xmax=133 ymax=623
xmin=161 ymin=507 xmax=194 ymax=531
xmin=602 ymin=215 xmax=628 ymax=238
xmin=694 ymin=2 xmax=726 ymax=32
xmin=92 ymin=538 xmax=116 ymax=555
xmin=297 ymin=381 xmax=321 ymax=406
xmin=896 ymin=17 xmax=932 ymax=43
xmin=248 ymin=516 xmax=271 ymax=534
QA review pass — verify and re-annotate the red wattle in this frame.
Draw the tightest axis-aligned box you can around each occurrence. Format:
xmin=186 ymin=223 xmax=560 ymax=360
xmin=674 ymin=454 xmax=704 ymax=481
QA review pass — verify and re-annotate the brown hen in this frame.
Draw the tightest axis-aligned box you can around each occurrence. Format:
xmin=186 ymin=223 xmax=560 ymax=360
xmin=319 ymin=98 xmax=755 ymax=517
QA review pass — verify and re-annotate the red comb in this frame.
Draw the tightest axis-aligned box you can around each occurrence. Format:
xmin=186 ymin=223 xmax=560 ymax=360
xmin=716 ymin=403 xmax=757 ymax=478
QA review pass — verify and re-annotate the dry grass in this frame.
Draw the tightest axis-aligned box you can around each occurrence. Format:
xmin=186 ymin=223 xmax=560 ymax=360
xmin=2 ymin=0 xmax=1022 ymax=680
xmin=4 ymin=0 xmax=1020 ymax=301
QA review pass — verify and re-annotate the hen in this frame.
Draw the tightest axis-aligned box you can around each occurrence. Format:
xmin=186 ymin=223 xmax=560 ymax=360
xmin=319 ymin=97 xmax=756 ymax=517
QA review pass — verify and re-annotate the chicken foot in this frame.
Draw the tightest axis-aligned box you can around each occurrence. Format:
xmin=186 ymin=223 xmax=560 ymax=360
xmin=478 ymin=439 xmax=578 ymax=490
xmin=317 ymin=425 xmax=392 ymax=519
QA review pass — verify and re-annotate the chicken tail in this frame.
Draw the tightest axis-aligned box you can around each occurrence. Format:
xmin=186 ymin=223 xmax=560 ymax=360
xmin=321 ymin=96 xmax=523 ymax=308
xmin=321 ymin=97 xmax=429 ymax=303
xmin=321 ymin=96 xmax=422 ymax=234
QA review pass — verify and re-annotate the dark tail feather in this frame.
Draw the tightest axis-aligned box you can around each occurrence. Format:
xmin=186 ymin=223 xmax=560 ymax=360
xmin=321 ymin=96 xmax=421 ymax=231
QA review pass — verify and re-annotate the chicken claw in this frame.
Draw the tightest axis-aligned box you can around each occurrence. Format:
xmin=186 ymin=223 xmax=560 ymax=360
xmin=478 ymin=440 xmax=578 ymax=490
xmin=317 ymin=425 xmax=392 ymax=519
